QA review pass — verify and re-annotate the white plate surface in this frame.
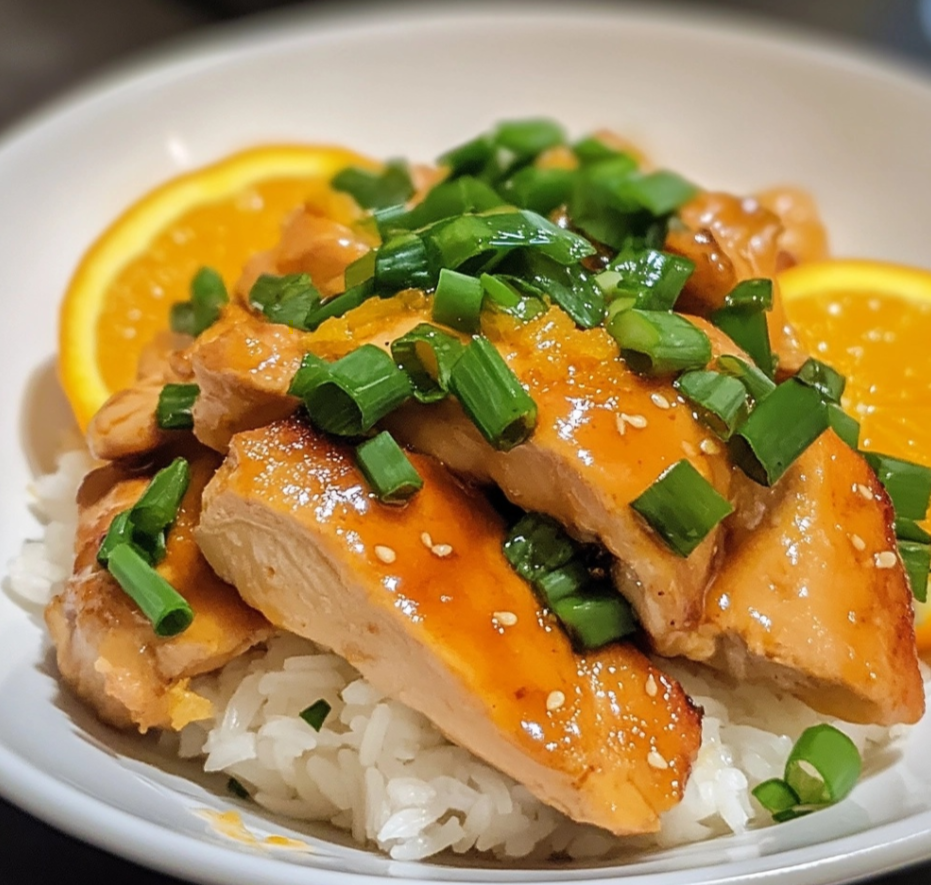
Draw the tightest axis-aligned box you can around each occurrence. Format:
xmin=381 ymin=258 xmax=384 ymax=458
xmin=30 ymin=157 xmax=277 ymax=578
xmin=2 ymin=4 xmax=931 ymax=884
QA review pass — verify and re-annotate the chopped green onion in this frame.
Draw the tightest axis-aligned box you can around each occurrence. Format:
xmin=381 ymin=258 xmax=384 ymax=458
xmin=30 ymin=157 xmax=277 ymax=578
xmin=862 ymin=452 xmax=931 ymax=521
xmin=495 ymin=119 xmax=566 ymax=161
xmin=827 ymin=404 xmax=860 ymax=449
xmin=502 ymin=513 xmax=577 ymax=583
xmin=439 ymin=133 xmax=495 ymax=178
xmin=606 ymin=249 xmax=695 ymax=311
xmin=520 ymin=253 xmax=605 ymax=329
xmin=249 ymin=273 xmax=321 ymax=329
xmin=299 ymin=699 xmax=332 ymax=732
xmin=900 ymin=541 xmax=930 ymax=603
xmin=752 ymin=778 xmax=801 ymax=815
xmin=297 ymin=345 xmax=412 ymax=436
xmin=304 ymin=280 xmax=378 ymax=331
xmin=674 ymin=370 xmax=749 ymax=440
xmin=380 ymin=176 xmax=504 ymax=234
xmin=630 ymin=460 xmax=733 ymax=557
xmin=129 ymin=457 xmax=191 ymax=540
xmin=97 ymin=510 xmax=136 ymax=567
xmin=431 ymin=268 xmax=485 ymax=334
xmin=551 ymin=589 xmax=638 ymax=650
xmin=729 ymin=380 xmax=829 ymax=486
xmin=715 ymin=355 xmax=777 ymax=403
xmin=448 ymin=337 xmax=537 ymax=450
xmin=390 ymin=323 xmax=464 ymax=403
xmin=784 ymin=724 xmax=862 ymax=806
xmin=896 ymin=518 xmax=931 ymax=544
xmin=156 ymin=383 xmax=199 ymax=430
xmin=374 ymin=234 xmax=435 ymax=292
xmin=425 ymin=209 xmax=595 ymax=270
xmin=617 ymin=170 xmax=699 ymax=216
xmin=287 ymin=353 xmax=330 ymax=400
xmin=343 ymin=251 xmax=375 ymax=289
xmin=354 ymin=431 xmax=424 ymax=504
xmin=534 ymin=560 xmax=592 ymax=604
xmin=607 ymin=309 xmax=712 ymax=376
xmin=479 ymin=274 xmax=547 ymax=323
xmin=711 ymin=279 xmax=775 ymax=378
xmin=796 ymin=358 xmax=846 ymax=403
xmin=227 ymin=777 xmax=250 ymax=800
xmin=498 ymin=167 xmax=575 ymax=215
xmin=573 ymin=136 xmax=630 ymax=165
xmin=568 ymin=154 xmax=642 ymax=249
xmin=331 ymin=160 xmax=413 ymax=209
xmin=169 ymin=267 xmax=229 ymax=337
xmin=106 ymin=543 xmax=194 ymax=637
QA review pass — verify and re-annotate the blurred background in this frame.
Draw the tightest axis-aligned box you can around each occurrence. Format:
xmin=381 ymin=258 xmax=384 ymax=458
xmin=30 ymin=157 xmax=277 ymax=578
xmin=1 ymin=0 xmax=930 ymax=883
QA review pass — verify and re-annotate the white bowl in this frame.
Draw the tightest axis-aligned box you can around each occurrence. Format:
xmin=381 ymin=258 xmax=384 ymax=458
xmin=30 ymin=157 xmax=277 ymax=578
xmin=2 ymin=5 xmax=931 ymax=884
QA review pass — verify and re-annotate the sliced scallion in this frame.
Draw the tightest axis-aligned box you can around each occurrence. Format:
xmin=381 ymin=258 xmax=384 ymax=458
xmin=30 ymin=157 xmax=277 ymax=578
xmin=896 ymin=518 xmax=931 ymax=544
xmin=796 ymin=357 xmax=846 ymax=403
xmin=784 ymin=724 xmax=862 ymax=806
xmin=156 ymin=383 xmax=199 ymax=430
xmin=380 ymin=176 xmax=504 ymax=234
xmin=573 ymin=135 xmax=629 ymax=165
xmin=551 ymin=589 xmax=638 ymax=650
xmin=343 ymin=251 xmax=376 ymax=290
xmin=498 ymin=167 xmax=575 ymax=215
xmin=304 ymin=280 xmax=378 ymax=331
xmin=617 ymin=169 xmax=699 ymax=216
xmin=431 ymin=268 xmax=484 ymax=334
xmin=606 ymin=248 xmax=695 ymax=311
xmin=390 ymin=323 xmax=464 ymax=403
xmin=374 ymin=234 xmax=435 ymax=292
xmin=287 ymin=353 xmax=330 ymax=400
xmin=448 ymin=337 xmax=537 ymax=450
xmin=862 ymin=452 xmax=931 ymax=521
xmin=534 ymin=560 xmax=592 ymax=604
xmin=711 ymin=279 xmax=775 ymax=378
xmin=630 ymin=460 xmax=733 ymax=557
xmin=169 ymin=267 xmax=229 ymax=337
xmin=607 ymin=309 xmax=712 ymax=376
xmin=502 ymin=513 xmax=577 ymax=583
xmin=299 ymin=345 xmax=413 ymax=436
xmin=355 ymin=431 xmax=423 ymax=504
xmin=729 ymin=380 xmax=829 ymax=486
xmin=674 ymin=370 xmax=749 ymax=440
xmin=331 ymin=160 xmax=413 ymax=210
xmin=752 ymin=779 xmax=801 ymax=815
xmin=715 ymin=354 xmax=777 ymax=403
xmin=899 ymin=541 xmax=930 ymax=603
xmin=97 ymin=510 xmax=136 ymax=567
xmin=520 ymin=252 xmax=605 ymax=329
xmin=299 ymin=698 xmax=332 ymax=732
xmin=827 ymin=404 xmax=860 ymax=449
xmin=106 ymin=543 xmax=194 ymax=637
xmin=129 ymin=457 xmax=191 ymax=540
xmin=249 ymin=273 xmax=321 ymax=329
xmin=479 ymin=274 xmax=547 ymax=323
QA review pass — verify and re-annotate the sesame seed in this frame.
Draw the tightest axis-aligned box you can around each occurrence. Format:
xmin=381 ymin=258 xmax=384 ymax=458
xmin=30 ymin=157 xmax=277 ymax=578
xmin=681 ymin=441 xmax=698 ymax=458
xmin=432 ymin=543 xmax=454 ymax=558
xmin=645 ymin=674 xmax=658 ymax=697
xmin=546 ymin=690 xmax=566 ymax=711
xmin=850 ymin=533 xmax=866 ymax=552
xmin=874 ymin=551 xmax=897 ymax=569
xmin=374 ymin=545 xmax=396 ymax=564
xmin=647 ymin=750 xmax=669 ymax=770
xmin=420 ymin=532 xmax=433 ymax=548
xmin=855 ymin=483 xmax=874 ymax=501
xmin=699 ymin=438 xmax=721 ymax=456
xmin=651 ymin=393 xmax=670 ymax=410
xmin=493 ymin=611 xmax=518 ymax=627
xmin=616 ymin=412 xmax=648 ymax=435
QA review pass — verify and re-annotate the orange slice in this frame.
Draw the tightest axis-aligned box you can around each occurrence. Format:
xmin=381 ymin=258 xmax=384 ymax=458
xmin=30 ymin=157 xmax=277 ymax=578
xmin=59 ymin=144 xmax=375 ymax=429
xmin=779 ymin=259 xmax=931 ymax=648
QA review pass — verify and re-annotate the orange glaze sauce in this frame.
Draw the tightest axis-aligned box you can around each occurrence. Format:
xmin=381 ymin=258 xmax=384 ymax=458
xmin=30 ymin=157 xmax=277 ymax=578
xmin=97 ymin=177 xmax=362 ymax=394
xmin=228 ymin=418 xmax=700 ymax=821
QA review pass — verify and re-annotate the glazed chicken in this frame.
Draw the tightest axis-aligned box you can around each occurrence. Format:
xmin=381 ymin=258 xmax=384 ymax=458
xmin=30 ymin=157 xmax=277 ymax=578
xmin=195 ymin=416 xmax=701 ymax=835
xmin=45 ymin=448 xmax=271 ymax=732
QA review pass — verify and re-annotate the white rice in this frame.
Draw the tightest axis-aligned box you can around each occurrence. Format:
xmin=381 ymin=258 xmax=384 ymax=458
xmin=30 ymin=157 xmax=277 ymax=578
xmin=9 ymin=449 xmax=910 ymax=861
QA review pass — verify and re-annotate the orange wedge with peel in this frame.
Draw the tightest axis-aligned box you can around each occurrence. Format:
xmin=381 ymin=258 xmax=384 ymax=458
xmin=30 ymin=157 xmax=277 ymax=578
xmin=59 ymin=144 xmax=375 ymax=430
xmin=779 ymin=258 xmax=931 ymax=649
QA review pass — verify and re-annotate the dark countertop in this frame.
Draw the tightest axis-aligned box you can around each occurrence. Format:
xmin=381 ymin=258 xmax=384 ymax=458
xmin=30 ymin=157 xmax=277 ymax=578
xmin=1 ymin=1 xmax=929 ymax=882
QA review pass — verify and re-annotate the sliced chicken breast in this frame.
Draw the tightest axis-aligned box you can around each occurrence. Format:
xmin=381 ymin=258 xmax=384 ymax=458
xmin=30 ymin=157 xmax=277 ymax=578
xmin=196 ymin=417 xmax=702 ymax=835
xmin=45 ymin=448 xmax=272 ymax=732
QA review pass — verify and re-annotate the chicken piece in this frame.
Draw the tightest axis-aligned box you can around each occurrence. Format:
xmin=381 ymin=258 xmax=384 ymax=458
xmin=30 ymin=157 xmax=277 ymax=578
xmin=189 ymin=294 xmax=428 ymax=452
xmin=665 ymin=191 xmax=807 ymax=373
xmin=196 ymin=417 xmax=702 ymax=835
xmin=755 ymin=187 xmax=829 ymax=269
xmin=388 ymin=308 xmax=739 ymax=653
xmin=671 ymin=430 xmax=924 ymax=726
xmin=45 ymin=447 xmax=272 ymax=732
